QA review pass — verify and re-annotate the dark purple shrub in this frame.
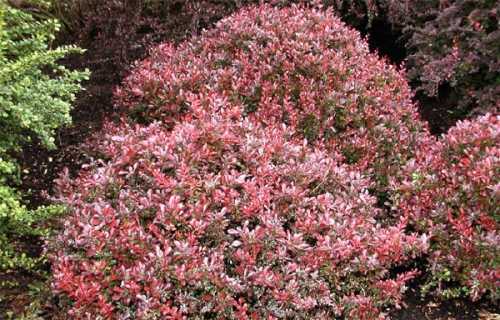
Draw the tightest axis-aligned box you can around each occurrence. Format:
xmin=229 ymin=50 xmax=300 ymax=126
xmin=329 ymin=0 xmax=500 ymax=128
xmin=395 ymin=0 xmax=499 ymax=120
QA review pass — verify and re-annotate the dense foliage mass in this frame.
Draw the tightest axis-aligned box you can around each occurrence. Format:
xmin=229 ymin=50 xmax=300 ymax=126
xmin=115 ymin=3 xmax=430 ymax=200
xmin=0 ymin=2 xmax=87 ymax=153
xmin=0 ymin=2 xmax=87 ymax=271
xmin=392 ymin=113 xmax=499 ymax=301
xmin=52 ymin=5 xmax=433 ymax=319
xmin=48 ymin=0 xmax=499 ymax=127
xmin=53 ymin=115 xmax=427 ymax=319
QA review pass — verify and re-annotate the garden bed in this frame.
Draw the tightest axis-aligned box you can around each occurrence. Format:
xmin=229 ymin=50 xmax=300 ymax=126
xmin=1 ymin=1 xmax=498 ymax=318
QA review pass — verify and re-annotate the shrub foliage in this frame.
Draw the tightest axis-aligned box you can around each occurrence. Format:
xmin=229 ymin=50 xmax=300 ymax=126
xmin=47 ymin=0 xmax=499 ymax=126
xmin=0 ymin=3 xmax=87 ymax=152
xmin=53 ymin=116 xmax=427 ymax=319
xmin=52 ymin=5 xmax=432 ymax=319
xmin=391 ymin=114 xmax=499 ymax=301
xmin=391 ymin=0 xmax=499 ymax=117
xmin=115 ymin=3 xmax=430 ymax=200
xmin=50 ymin=3 xmax=499 ymax=318
xmin=0 ymin=2 xmax=87 ymax=271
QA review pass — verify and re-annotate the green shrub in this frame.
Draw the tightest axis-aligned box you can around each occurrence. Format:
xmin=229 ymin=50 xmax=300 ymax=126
xmin=0 ymin=1 xmax=88 ymax=272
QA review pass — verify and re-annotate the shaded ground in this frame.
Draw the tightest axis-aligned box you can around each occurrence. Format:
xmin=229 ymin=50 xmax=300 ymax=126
xmin=366 ymin=15 xmax=466 ymax=136
xmin=390 ymin=284 xmax=499 ymax=320
xmin=1 ymin=8 xmax=498 ymax=320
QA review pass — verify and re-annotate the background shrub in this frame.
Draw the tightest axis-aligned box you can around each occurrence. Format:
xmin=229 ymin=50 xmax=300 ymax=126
xmin=329 ymin=0 xmax=500 ymax=131
xmin=0 ymin=1 xmax=87 ymax=272
xmin=391 ymin=113 xmax=499 ymax=301
xmin=51 ymin=5 xmax=431 ymax=318
xmin=389 ymin=0 xmax=499 ymax=128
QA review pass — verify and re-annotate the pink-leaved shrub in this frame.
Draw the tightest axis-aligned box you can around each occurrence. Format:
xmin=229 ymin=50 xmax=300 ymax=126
xmin=391 ymin=113 xmax=499 ymax=301
xmin=48 ymin=5 xmax=435 ymax=318
xmin=115 ymin=3 xmax=431 ymax=202
xmin=51 ymin=111 xmax=427 ymax=319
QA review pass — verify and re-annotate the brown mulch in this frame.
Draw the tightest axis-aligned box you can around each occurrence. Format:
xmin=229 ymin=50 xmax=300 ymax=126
xmin=390 ymin=285 xmax=499 ymax=320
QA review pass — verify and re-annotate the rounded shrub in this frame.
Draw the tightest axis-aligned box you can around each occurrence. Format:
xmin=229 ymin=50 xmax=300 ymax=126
xmin=115 ymin=3 xmax=430 ymax=201
xmin=391 ymin=113 xmax=499 ymax=300
xmin=51 ymin=112 xmax=427 ymax=319
xmin=50 ymin=5 xmax=436 ymax=318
